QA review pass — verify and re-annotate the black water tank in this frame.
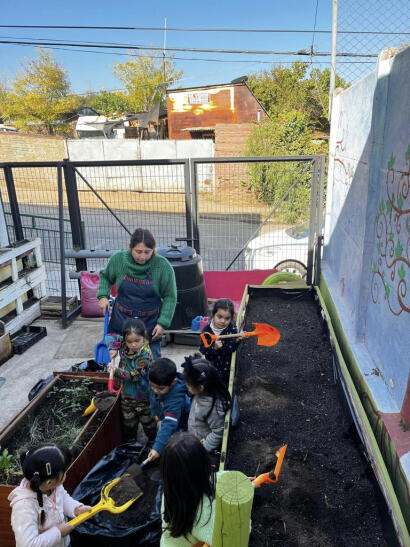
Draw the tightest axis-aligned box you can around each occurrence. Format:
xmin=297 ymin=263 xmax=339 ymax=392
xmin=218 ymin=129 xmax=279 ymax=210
xmin=157 ymin=244 xmax=207 ymax=329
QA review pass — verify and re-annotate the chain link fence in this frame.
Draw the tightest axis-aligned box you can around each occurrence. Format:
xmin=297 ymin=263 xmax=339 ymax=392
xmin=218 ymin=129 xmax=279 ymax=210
xmin=335 ymin=0 xmax=409 ymax=84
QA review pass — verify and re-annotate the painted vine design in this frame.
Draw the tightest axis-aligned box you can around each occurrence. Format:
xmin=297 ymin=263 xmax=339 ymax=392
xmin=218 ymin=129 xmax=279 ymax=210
xmin=372 ymin=146 xmax=410 ymax=315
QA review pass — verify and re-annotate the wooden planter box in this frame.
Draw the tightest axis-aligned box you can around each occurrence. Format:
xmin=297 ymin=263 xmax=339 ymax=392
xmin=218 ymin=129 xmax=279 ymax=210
xmin=0 ymin=372 xmax=121 ymax=547
xmin=222 ymin=285 xmax=402 ymax=546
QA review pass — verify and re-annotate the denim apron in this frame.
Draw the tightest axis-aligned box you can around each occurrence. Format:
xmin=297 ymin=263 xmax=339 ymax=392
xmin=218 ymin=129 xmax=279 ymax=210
xmin=109 ymin=271 xmax=161 ymax=348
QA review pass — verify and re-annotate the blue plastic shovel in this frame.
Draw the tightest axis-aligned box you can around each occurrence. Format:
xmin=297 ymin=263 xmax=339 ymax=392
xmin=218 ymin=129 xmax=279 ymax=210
xmin=94 ymin=309 xmax=111 ymax=365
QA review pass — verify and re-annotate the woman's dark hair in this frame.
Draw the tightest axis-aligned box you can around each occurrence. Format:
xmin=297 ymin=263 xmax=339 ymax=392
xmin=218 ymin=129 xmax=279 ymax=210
xmin=150 ymin=358 xmax=177 ymax=386
xmin=20 ymin=444 xmax=72 ymax=525
xmin=182 ymin=355 xmax=231 ymax=418
xmin=122 ymin=318 xmax=147 ymax=341
xmin=129 ymin=228 xmax=156 ymax=251
xmin=161 ymin=432 xmax=214 ymax=538
xmin=212 ymin=298 xmax=235 ymax=320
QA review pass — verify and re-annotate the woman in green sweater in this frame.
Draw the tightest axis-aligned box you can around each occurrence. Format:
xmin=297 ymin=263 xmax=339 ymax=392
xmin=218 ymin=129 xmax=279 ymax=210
xmin=97 ymin=228 xmax=177 ymax=359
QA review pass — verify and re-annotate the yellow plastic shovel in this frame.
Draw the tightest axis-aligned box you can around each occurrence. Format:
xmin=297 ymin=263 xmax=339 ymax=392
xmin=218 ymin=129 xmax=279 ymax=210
xmin=67 ymin=476 xmax=142 ymax=528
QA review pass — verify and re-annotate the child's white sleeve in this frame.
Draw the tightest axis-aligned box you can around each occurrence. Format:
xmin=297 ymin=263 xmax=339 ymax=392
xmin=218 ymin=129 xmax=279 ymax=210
xmin=60 ymin=485 xmax=82 ymax=518
xmin=11 ymin=499 xmax=61 ymax=547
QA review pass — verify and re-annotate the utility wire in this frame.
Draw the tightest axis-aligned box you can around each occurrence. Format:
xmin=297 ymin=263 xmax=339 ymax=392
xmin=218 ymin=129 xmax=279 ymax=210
xmin=0 ymin=24 xmax=407 ymax=35
xmin=0 ymin=39 xmax=379 ymax=57
xmin=1 ymin=41 xmax=375 ymax=64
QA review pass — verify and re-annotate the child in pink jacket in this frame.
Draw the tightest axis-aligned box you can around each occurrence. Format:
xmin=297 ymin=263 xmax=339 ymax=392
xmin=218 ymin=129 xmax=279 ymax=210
xmin=8 ymin=444 xmax=91 ymax=547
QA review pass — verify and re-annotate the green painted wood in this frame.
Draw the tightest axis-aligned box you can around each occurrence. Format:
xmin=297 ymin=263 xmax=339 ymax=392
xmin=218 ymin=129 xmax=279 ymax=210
xmin=317 ymin=278 xmax=410 ymax=545
xmin=212 ymin=471 xmax=254 ymax=547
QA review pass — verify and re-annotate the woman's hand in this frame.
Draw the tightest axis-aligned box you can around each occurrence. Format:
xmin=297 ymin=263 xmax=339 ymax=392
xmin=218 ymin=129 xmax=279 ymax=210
xmin=98 ymin=298 xmax=110 ymax=313
xmin=109 ymin=349 xmax=118 ymax=360
xmin=151 ymin=324 xmax=164 ymax=340
xmin=238 ymin=331 xmax=246 ymax=340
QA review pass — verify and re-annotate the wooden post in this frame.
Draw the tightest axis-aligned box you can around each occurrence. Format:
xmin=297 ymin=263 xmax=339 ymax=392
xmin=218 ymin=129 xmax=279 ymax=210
xmin=212 ymin=471 xmax=254 ymax=547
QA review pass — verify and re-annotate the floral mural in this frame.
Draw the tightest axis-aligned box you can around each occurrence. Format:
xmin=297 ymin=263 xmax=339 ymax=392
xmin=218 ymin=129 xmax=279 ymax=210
xmin=372 ymin=146 xmax=410 ymax=315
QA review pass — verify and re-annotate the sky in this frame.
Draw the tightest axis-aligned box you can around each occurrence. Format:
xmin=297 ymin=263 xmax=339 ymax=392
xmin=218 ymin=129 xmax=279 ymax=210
xmin=0 ymin=0 xmax=367 ymax=95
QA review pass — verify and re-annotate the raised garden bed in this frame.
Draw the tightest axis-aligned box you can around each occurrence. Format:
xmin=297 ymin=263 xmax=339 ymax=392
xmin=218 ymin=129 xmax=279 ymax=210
xmin=0 ymin=372 xmax=122 ymax=547
xmin=226 ymin=287 xmax=394 ymax=547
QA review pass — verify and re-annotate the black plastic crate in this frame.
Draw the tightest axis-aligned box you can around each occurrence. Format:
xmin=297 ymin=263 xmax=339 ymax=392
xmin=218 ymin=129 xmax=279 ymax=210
xmin=11 ymin=326 xmax=47 ymax=354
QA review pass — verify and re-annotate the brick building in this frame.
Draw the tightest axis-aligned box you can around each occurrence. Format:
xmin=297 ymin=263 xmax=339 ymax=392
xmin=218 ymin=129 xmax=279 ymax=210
xmin=166 ymin=80 xmax=268 ymax=142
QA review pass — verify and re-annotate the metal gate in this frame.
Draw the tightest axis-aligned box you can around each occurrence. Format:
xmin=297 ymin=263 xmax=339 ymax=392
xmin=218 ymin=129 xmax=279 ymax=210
xmin=0 ymin=154 xmax=325 ymax=297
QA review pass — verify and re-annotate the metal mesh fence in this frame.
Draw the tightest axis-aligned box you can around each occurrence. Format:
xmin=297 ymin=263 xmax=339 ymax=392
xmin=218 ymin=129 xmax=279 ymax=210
xmin=194 ymin=158 xmax=316 ymax=274
xmin=72 ymin=161 xmax=189 ymax=275
xmin=336 ymin=0 xmax=409 ymax=84
xmin=0 ymin=166 xmax=77 ymax=296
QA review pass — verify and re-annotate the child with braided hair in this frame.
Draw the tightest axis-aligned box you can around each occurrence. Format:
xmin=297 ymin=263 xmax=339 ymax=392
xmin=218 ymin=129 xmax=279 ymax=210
xmin=8 ymin=443 xmax=91 ymax=546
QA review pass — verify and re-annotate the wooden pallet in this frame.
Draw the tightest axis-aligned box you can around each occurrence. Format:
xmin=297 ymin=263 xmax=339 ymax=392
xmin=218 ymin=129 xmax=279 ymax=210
xmin=0 ymin=239 xmax=46 ymax=334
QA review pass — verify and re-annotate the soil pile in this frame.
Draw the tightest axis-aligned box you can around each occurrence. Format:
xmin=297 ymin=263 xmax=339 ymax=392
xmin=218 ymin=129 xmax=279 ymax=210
xmin=228 ymin=289 xmax=389 ymax=547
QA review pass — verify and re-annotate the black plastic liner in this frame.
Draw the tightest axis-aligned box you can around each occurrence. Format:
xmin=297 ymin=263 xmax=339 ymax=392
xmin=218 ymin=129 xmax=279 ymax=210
xmin=71 ymin=442 xmax=162 ymax=546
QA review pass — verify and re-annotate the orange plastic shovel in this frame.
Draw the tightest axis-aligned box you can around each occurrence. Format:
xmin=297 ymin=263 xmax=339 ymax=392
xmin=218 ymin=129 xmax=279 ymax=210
xmin=252 ymin=444 xmax=287 ymax=487
xmin=200 ymin=322 xmax=280 ymax=348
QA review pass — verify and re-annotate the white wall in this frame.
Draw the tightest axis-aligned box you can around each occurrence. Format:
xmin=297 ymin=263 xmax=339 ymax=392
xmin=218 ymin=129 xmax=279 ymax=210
xmin=66 ymin=139 xmax=215 ymax=191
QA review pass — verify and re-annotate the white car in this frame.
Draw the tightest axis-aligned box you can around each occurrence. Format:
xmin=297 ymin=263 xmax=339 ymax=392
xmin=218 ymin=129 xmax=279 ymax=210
xmin=244 ymin=220 xmax=311 ymax=276
xmin=0 ymin=124 xmax=18 ymax=132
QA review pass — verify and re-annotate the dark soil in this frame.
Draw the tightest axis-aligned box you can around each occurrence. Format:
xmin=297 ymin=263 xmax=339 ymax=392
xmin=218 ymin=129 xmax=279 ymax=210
xmin=104 ymin=465 xmax=161 ymax=528
xmin=227 ymin=288 xmax=389 ymax=547
xmin=0 ymin=378 xmax=108 ymax=485
xmin=94 ymin=391 xmax=117 ymax=412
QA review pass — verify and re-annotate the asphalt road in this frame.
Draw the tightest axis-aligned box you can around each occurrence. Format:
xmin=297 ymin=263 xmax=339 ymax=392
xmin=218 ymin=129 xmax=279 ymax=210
xmin=9 ymin=203 xmax=264 ymax=293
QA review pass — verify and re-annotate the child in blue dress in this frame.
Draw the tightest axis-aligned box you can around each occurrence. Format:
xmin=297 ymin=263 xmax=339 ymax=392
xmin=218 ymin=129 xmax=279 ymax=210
xmin=106 ymin=318 xmax=157 ymax=441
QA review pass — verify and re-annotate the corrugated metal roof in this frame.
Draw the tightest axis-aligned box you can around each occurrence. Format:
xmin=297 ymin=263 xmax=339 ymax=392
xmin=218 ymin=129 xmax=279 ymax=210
xmin=181 ymin=126 xmax=215 ymax=132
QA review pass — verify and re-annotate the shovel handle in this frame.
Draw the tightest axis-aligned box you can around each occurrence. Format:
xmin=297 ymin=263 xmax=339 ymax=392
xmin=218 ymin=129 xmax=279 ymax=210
xmin=200 ymin=331 xmax=244 ymax=348
xmin=108 ymin=355 xmax=121 ymax=394
xmin=103 ymin=309 xmax=110 ymax=337
xmin=67 ymin=501 xmax=105 ymax=528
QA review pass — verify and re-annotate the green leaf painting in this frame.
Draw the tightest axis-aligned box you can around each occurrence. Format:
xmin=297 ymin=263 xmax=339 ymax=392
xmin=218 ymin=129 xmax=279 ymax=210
xmin=379 ymin=200 xmax=385 ymax=212
xmin=386 ymin=200 xmax=392 ymax=215
xmin=406 ymin=144 xmax=410 ymax=161
xmin=388 ymin=232 xmax=394 ymax=241
xmin=377 ymin=242 xmax=382 ymax=255
xmin=398 ymin=264 xmax=406 ymax=280
xmin=385 ymin=284 xmax=390 ymax=298
xmin=372 ymin=262 xmax=377 ymax=273
xmin=395 ymin=239 xmax=403 ymax=259
xmin=387 ymin=154 xmax=395 ymax=170
xmin=397 ymin=194 xmax=404 ymax=210
xmin=407 ymin=217 xmax=410 ymax=236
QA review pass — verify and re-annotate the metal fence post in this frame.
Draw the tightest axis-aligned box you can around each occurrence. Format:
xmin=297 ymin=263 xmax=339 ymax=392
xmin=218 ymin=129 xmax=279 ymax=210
xmin=63 ymin=159 xmax=87 ymax=272
xmin=306 ymin=158 xmax=319 ymax=285
xmin=190 ymin=158 xmax=200 ymax=254
xmin=4 ymin=165 xmax=24 ymax=242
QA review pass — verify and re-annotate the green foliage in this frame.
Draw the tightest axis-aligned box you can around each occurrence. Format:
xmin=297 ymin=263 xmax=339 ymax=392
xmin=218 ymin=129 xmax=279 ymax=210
xmin=248 ymin=62 xmax=348 ymax=132
xmin=113 ymin=51 xmax=182 ymax=112
xmin=88 ymin=90 xmax=132 ymax=117
xmin=245 ymin=111 xmax=325 ymax=223
xmin=0 ymin=49 xmax=81 ymax=135
xmin=0 ymin=447 xmax=13 ymax=471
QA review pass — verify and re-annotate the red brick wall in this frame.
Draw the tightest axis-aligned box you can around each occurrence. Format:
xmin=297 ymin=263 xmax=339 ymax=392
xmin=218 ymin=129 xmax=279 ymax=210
xmin=0 ymin=132 xmax=66 ymax=162
xmin=215 ymin=122 xmax=254 ymax=157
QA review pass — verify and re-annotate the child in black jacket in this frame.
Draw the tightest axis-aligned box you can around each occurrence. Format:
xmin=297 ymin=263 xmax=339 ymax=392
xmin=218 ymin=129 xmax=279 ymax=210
xmin=199 ymin=298 xmax=244 ymax=386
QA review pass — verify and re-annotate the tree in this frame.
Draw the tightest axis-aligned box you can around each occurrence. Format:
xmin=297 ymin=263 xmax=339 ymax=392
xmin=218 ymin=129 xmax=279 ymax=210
xmin=247 ymin=62 xmax=347 ymax=132
xmin=0 ymin=49 xmax=80 ymax=134
xmin=113 ymin=51 xmax=182 ymax=112
xmin=88 ymin=90 xmax=132 ymax=117
xmin=245 ymin=111 xmax=326 ymax=223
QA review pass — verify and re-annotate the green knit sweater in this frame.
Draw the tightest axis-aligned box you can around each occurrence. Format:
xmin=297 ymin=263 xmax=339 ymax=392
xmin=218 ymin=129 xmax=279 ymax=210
xmin=97 ymin=251 xmax=177 ymax=328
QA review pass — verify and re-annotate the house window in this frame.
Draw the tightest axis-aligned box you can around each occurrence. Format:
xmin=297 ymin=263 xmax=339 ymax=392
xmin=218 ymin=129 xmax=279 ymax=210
xmin=188 ymin=93 xmax=210 ymax=105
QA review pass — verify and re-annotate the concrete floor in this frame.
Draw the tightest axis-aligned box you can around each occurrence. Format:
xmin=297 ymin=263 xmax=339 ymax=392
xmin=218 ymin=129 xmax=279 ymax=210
xmin=0 ymin=315 xmax=196 ymax=431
